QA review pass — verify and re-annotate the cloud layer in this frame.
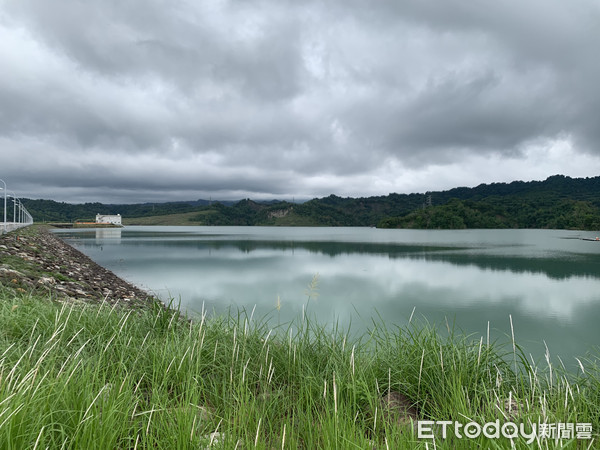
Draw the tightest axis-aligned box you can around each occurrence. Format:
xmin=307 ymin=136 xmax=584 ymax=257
xmin=1 ymin=0 xmax=600 ymax=203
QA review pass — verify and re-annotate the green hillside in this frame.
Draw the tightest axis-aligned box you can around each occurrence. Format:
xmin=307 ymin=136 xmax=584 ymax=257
xmin=9 ymin=175 xmax=600 ymax=229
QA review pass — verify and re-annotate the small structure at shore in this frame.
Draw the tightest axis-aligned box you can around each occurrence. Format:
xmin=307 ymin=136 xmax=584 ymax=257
xmin=96 ymin=214 xmax=122 ymax=225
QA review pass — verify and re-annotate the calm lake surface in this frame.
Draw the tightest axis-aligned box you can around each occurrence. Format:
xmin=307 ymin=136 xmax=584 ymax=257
xmin=55 ymin=226 xmax=600 ymax=365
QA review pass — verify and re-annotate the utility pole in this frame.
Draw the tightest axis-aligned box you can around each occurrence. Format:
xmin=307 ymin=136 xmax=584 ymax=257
xmin=0 ymin=179 xmax=7 ymax=232
xmin=422 ymin=192 xmax=432 ymax=209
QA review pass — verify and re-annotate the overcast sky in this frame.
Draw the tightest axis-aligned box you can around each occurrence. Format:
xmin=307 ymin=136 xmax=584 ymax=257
xmin=1 ymin=0 xmax=600 ymax=204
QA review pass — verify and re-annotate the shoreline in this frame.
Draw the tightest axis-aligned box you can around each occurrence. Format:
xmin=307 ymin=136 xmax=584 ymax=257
xmin=1 ymin=226 xmax=599 ymax=447
xmin=0 ymin=225 xmax=154 ymax=308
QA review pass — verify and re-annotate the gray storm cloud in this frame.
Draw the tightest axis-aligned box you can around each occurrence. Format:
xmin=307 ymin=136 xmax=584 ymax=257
xmin=1 ymin=0 xmax=599 ymax=203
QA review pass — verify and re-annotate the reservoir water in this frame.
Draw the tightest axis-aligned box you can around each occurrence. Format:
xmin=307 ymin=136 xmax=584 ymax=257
xmin=56 ymin=226 xmax=600 ymax=366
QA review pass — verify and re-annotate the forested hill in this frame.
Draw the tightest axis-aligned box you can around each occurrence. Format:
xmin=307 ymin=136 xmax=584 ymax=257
xmin=379 ymin=174 xmax=600 ymax=230
xmin=12 ymin=175 xmax=600 ymax=229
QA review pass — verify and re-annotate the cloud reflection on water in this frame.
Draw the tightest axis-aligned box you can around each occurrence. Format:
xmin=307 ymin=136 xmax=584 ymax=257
xmin=59 ymin=226 xmax=600 ymax=363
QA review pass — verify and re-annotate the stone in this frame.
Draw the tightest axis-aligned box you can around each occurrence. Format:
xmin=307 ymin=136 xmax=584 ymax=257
xmin=379 ymin=390 xmax=418 ymax=426
xmin=0 ymin=227 xmax=153 ymax=309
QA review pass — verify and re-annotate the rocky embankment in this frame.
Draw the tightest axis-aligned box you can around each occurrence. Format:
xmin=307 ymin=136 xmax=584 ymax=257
xmin=0 ymin=225 xmax=153 ymax=307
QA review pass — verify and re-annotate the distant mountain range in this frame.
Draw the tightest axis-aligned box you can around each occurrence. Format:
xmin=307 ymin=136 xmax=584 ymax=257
xmin=14 ymin=175 xmax=600 ymax=230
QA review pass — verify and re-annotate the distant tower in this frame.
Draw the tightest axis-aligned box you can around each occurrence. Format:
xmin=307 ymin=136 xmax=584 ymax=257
xmin=423 ymin=192 xmax=432 ymax=209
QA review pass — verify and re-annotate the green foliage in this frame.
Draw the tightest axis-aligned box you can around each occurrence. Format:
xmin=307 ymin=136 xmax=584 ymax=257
xmin=9 ymin=199 xmax=238 ymax=223
xmin=379 ymin=198 xmax=600 ymax=230
xmin=1 ymin=290 xmax=599 ymax=448
xmin=378 ymin=174 xmax=600 ymax=230
xmin=379 ymin=199 xmax=512 ymax=229
xmin=9 ymin=174 xmax=600 ymax=229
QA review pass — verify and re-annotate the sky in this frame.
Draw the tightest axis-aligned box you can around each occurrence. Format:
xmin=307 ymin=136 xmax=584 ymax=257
xmin=1 ymin=0 xmax=600 ymax=204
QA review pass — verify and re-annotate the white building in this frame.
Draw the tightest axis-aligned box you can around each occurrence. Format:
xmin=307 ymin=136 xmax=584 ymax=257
xmin=95 ymin=214 xmax=122 ymax=225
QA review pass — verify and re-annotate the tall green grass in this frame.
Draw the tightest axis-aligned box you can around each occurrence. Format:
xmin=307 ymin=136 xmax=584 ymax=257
xmin=0 ymin=286 xmax=598 ymax=448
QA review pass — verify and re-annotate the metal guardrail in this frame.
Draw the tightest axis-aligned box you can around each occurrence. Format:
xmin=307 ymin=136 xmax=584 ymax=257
xmin=0 ymin=178 xmax=34 ymax=235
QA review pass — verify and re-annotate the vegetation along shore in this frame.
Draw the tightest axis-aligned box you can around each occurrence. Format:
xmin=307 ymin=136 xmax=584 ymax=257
xmin=13 ymin=175 xmax=600 ymax=229
xmin=1 ymin=226 xmax=599 ymax=448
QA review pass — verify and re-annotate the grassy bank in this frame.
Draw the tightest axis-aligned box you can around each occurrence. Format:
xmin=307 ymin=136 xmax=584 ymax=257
xmin=1 ymin=287 xmax=599 ymax=448
xmin=122 ymin=211 xmax=208 ymax=226
xmin=121 ymin=210 xmax=322 ymax=226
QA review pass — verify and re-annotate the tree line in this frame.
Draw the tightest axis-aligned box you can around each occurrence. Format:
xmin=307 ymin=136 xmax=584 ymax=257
xmin=9 ymin=175 xmax=600 ymax=230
